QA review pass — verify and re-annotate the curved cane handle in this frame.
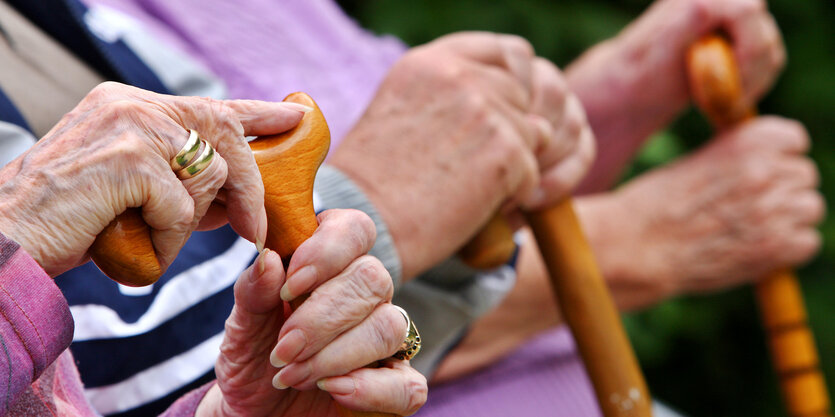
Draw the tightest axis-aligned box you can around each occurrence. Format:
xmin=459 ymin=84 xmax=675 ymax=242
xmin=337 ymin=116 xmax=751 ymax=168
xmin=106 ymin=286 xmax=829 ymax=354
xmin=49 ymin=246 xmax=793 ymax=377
xmin=90 ymin=92 xmax=397 ymax=416
xmin=688 ymin=35 xmax=831 ymax=417
xmin=252 ymin=93 xmax=396 ymax=417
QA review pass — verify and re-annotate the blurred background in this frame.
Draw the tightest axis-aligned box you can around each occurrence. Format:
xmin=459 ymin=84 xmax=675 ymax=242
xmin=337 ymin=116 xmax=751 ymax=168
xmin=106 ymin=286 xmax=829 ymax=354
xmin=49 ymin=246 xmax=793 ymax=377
xmin=337 ymin=0 xmax=834 ymax=415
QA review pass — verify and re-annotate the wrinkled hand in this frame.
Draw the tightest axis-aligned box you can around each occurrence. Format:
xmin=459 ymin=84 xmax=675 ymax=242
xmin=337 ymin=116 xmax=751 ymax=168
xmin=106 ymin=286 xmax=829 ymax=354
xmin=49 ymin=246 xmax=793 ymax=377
xmin=586 ymin=0 xmax=784 ymax=121
xmin=199 ymin=209 xmax=427 ymax=417
xmin=0 ymin=82 xmax=307 ymax=276
xmin=331 ymin=32 xmax=592 ymax=279
xmin=603 ymin=117 xmax=823 ymax=306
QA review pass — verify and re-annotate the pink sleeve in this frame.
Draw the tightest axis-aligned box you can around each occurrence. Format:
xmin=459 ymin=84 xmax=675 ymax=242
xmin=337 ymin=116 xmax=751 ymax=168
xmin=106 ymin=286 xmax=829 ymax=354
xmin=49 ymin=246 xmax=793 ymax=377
xmin=0 ymin=233 xmax=75 ymax=414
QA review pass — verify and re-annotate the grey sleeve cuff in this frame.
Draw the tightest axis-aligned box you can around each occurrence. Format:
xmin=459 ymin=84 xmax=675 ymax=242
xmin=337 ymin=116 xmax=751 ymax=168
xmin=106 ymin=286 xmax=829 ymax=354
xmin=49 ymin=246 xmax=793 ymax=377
xmin=312 ymin=164 xmax=403 ymax=288
xmin=394 ymin=255 xmax=517 ymax=377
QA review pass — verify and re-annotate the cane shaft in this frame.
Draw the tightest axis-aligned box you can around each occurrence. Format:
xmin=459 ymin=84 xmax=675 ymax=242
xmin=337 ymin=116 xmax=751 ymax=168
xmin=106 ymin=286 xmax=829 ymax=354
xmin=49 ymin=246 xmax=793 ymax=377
xmin=525 ymin=199 xmax=653 ymax=417
xmin=688 ymin=35 xmax=830 ymax=417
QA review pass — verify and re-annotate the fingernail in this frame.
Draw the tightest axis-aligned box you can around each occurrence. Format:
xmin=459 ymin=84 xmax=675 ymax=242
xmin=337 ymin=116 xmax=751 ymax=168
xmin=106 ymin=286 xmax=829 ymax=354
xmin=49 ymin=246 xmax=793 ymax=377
xmin=256 ymin=248 xmax=270 ymax=276
xmin=256 ymin=207 xmax=268 ymax=253
xmin=272 ymin=372 xmax=289 ymax=390
xmin=271 ymin=328 xmax=306 ymax=368
xmin=280 ymin=102 xmax=314 ymax=113
xmin=317 ymin=377 xmax=355 ymax=395
xmin=273 ymin=363 xmax=311 ymax=390
xmin=280 ymin=265 xmax=317 ymax=302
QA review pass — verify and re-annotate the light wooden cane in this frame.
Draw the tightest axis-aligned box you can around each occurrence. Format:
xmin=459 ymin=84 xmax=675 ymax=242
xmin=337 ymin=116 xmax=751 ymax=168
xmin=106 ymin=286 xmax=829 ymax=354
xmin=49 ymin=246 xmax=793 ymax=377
xmin=687 ymin=35 xmax=831 ymax=417
xmin=90 ymin=92 xmax=397 ymax=417
xmin=458 ymin=130 xmax=653 ymax=414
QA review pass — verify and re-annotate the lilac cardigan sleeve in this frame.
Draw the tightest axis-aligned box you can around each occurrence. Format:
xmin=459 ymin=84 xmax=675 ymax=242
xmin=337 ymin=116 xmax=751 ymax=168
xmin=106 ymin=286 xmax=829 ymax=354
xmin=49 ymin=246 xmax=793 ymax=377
xmin=0 ymin=233 xmax=213 ymax=416
xmin=0 ymin=233 xmax=74 ymax=414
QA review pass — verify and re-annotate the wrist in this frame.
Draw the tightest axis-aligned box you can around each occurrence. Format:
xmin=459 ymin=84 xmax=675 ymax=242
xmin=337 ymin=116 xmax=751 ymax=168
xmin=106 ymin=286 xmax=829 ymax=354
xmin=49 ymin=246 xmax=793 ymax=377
xmin=575 ymin=191 xmax=676 ymax=311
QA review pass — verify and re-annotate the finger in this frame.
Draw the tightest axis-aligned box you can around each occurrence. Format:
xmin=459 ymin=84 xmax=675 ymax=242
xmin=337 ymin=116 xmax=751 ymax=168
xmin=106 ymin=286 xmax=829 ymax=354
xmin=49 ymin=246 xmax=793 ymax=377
xmin=232 ymin=248 xmax=285 ymax=316
xmin=153 ymin=96 xmax=306 ymax=247
xmin=529 ymin=57 xmax=568 ymax=127
xmin=730 ymin=116 xmax=810 ymax=154
xmin=270 ymin=256 xmax=393 ymax=368
xmin=725 ymin=9 xmax=785 ymax=103
xmin=528 ymin=114 xmax=555 ymax=157
xmin=781 ymin=191 xmax=826 ymax=227
xmin=775 ymin=156 xmax=820 ymax=190
xmin=222 ymin=99 xmax=309 ymax=136
xmin=179 ymin=142 xmax=229 ymax=233
xmin=436 ymin=32 xmax=534 ymax=97
xmin=538 ymin=94 xmax=586 ymax=169
xmin=281 ymin=209 xmax=378 ymax=301
xmin=273 ymin=303 xmax=406 ymax=390
xmin=130 ymin=152 xmax=195 ymax=270
xmin=773 ymin=228 xmax=822 ymax=268
xmin=468 ymin=62 xmax=531 ymax=111
xmin=522 ymin=123 xmax=596 ymax=209
xmin=318 ymin=360 xmax=428 ymax=416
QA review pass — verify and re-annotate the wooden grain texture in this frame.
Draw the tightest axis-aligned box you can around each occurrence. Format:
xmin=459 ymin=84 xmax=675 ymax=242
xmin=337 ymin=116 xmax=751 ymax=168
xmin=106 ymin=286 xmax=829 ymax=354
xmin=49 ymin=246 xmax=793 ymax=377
xmin=688 ymin=35 xmax=831 ymax=417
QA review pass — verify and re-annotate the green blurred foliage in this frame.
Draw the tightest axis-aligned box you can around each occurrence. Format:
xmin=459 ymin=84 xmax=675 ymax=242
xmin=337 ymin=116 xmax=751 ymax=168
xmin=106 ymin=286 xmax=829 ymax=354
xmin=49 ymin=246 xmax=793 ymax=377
xmin=338 ymin=0 xmax=835 ymax=415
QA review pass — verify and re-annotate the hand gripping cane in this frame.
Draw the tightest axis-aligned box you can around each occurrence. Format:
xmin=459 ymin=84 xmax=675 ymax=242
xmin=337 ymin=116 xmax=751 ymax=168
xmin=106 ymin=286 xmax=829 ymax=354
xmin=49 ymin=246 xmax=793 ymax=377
xmin=89 ymin=93 xmax=398 ymax=417
xmin=688 ymin=35 xmax=831 ymax=417
xmin=459 ymin=123 xmax=654 ymax=415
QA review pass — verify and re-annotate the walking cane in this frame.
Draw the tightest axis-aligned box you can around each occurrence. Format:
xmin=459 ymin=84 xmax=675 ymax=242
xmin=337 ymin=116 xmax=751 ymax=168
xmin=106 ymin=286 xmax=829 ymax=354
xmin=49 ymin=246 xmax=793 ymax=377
xmin=90 ymin=93 xmax=397 ymax=417
xmin=460 ymin=132 xmax=653 ymax=414
xmin=687 ymin=35 xmax=831 ymax=417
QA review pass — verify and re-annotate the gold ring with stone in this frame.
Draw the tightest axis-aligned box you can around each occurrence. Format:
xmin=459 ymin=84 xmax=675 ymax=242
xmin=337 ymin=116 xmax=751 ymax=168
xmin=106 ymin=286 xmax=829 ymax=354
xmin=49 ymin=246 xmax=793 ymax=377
xmin=171 ymin=129 xmax=201 ymax=170
xmin=177 ymin=139 xmax=215 ymax=180
xmin=391 ymin=305 xmax=421 ymax=361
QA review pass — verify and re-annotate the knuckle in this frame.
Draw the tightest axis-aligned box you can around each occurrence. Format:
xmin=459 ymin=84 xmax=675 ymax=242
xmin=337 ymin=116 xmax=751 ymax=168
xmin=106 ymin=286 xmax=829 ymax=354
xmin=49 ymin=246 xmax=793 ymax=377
xmin=740 ymin=159 xmax=772 ymax=189
xmin=100 ymin=99 xmax=143 ymax=122
xmin=343 ymin=209 xmax=377 ymax=245
xmin=86 ymin=81 xmax=123 ymax=103
xmin=499 ymin=34 xmax=535 ymax=60
xmin=353 ymin=256 xmax=393 ymax=299
xmin=404 ymin=373 xmax=429 ymax=415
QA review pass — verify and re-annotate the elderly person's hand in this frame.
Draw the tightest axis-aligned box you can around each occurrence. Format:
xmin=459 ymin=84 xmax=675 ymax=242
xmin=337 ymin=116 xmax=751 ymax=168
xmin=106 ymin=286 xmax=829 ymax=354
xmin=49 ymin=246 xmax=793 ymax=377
xmin=585 ymin=117 xmax=824 ymax=309
xmin=331 ymin=32 xmax=594 ymax=279
xmin=567 ymin=0 xmax=785 ymax=191
xmin=0 ymin=82 xmax=308 ymax=276
xmin=197 ymin=209 xmax=427 ymax=417
xmin=432 ymin=117 xmax=823 ymax=380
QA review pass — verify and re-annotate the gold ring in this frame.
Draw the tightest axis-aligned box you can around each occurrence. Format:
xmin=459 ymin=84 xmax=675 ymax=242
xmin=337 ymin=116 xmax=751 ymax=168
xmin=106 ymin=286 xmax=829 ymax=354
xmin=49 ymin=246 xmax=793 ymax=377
xmin=392 ymin=305 xmax=420 ymax=361
xmin=177 ymin=139 xmax=215 ymax=180
xmin=171 ymin=129 xmax=201 ymax=170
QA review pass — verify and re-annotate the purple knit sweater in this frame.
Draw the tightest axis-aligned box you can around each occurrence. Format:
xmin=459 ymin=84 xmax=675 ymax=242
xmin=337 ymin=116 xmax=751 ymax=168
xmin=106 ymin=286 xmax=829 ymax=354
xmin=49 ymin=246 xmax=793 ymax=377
xmin=0 ymin=233 xmax=211 ymax=416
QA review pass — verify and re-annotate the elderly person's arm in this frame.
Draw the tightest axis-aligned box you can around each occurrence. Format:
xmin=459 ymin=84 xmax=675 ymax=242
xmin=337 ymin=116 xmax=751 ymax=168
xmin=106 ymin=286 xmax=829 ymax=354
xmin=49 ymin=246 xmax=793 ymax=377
xmin=432 ymin=116 xmax=824 ymax=382
xmin=566 ymin=0 xmax=785 ymax=193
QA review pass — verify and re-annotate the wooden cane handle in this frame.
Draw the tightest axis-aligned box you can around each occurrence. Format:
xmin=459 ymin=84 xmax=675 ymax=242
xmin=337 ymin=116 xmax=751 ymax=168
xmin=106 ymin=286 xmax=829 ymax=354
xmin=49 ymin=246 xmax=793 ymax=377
xmin=91 ymin=92 xmax=396 ymax=416
xmin=458 ymin=212 xmax=516 ymax=269
xmin=90 ymin=208 xmax=162 ymax=286
xmin=688 ymin=35 xmax=831 ymax=417
xmin=251 ymin=92 xmax=395 ymax=417
xmin=526 ymin=200 xmax=654 ymax=416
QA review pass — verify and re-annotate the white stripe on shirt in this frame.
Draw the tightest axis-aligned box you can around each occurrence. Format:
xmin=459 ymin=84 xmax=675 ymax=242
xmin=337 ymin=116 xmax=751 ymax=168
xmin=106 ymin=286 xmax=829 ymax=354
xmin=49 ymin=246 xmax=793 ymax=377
xmin=84 ymin=332 xmax=224 ymax=414
xmin=70 ymin=237 xmax=256 ymax=341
